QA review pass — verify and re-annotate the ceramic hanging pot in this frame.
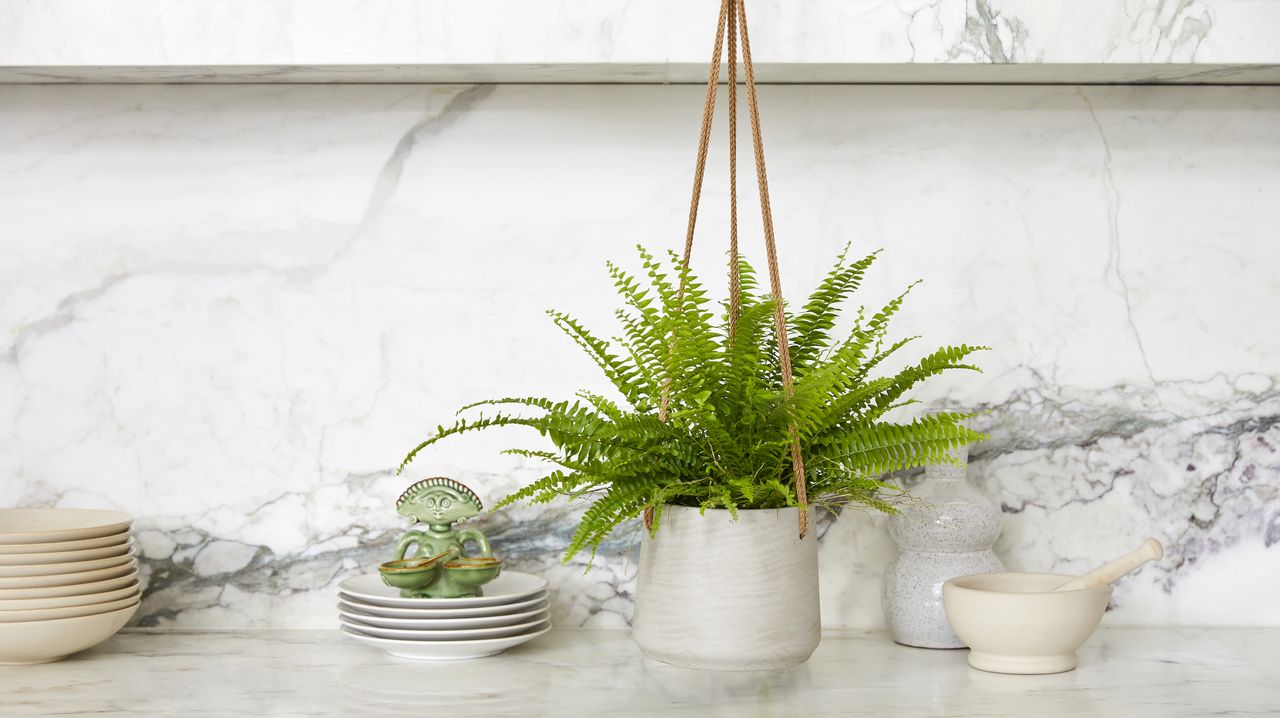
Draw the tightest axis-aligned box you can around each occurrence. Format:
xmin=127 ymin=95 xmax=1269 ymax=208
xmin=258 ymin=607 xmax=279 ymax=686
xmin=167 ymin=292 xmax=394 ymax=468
xmin=632 ymin=0 xmax=821 ymax=670
xmin=632 ymin=505 xmax=821 ymax=670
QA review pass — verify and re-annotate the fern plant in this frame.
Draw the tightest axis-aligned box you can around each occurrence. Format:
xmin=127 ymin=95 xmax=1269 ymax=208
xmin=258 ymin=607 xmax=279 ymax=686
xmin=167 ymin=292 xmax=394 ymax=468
xmin=400 ymin=245 xmax=987 ymax=562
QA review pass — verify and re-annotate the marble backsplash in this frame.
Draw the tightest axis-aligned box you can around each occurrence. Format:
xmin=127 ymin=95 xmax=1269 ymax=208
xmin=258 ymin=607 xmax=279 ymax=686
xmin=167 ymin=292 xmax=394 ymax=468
xmin=1 ymin=84 xmax=1276 ymax=628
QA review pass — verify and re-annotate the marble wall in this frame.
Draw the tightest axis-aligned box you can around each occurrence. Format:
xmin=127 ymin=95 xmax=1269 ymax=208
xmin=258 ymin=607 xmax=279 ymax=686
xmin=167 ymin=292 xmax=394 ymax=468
xmin=1 ymin=83 xmax=1277 ymax=628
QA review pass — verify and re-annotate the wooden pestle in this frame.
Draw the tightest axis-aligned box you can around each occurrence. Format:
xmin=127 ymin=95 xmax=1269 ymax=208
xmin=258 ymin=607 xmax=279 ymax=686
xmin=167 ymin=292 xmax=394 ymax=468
xmin=1051 ymin=538 xmax=1164 ymax=592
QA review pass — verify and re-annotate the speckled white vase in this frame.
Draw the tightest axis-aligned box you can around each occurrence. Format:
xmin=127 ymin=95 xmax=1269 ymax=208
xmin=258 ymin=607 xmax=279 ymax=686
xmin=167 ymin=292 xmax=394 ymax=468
xmin=883 ymin=444 xmax=1004 ymax=649
xmin=633 ymin=505 xmax=820 ymax=671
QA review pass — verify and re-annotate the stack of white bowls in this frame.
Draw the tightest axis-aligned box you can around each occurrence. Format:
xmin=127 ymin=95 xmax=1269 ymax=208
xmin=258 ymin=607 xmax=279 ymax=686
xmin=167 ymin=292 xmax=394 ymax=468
xmin=338 ymin=571 xmax=551 ymax=660
xmin=0 ymin=508 xmax=140 ymax=665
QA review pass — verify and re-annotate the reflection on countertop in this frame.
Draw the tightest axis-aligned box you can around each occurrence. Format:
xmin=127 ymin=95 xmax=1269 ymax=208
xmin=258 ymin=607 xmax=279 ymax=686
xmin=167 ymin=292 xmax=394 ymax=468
xmin=2 ymin=628 xmax=1276 ymax=717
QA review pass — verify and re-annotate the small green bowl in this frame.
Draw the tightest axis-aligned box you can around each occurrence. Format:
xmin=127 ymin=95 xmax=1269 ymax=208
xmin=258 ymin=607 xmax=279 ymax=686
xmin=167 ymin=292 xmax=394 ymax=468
xmin=443 ymin=557 xmax=503 ymax=590
xmin=378 ymin=557 xmax=441 ymax=592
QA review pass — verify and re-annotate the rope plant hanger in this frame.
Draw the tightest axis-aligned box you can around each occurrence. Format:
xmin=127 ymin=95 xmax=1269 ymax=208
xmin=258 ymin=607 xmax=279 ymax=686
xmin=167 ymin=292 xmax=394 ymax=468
xmin=647 ymin=0 xmax=810 ymax=539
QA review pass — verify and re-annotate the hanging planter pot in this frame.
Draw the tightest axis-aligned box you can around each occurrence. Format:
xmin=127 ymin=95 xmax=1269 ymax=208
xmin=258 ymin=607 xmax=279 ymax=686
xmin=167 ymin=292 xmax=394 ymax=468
xmin=633 ymin=505 xmax=820 ymax=670
xmin=398 ymin=0 xmax=986 ymax=675
xmin=628 ymin=0 xmax=823 ymax=669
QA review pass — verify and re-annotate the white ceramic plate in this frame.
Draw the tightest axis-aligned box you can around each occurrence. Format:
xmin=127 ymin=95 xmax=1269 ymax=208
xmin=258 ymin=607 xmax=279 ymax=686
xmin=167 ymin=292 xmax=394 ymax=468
xmin=0 ymin=560 xmax=137 ymax=590
xmin=0 ymin=549 xmax=135 ymax=578
xmin=338 ymin=571 xmax=548 ymax=609
xmin=340 ymin=622 xmax=551 ymax=661
xmin=338 ymin=593 xmax=549 ymax=620
xmin=0 ymin=592 xmax=139 ymax=623
xmin=338 ymin=602 xmax=550 ymax=630
xmin=0 ymin=567 xmax=139 ymax=599
xmin=0 ymin=541 xmax=132 ymax=566
xmin=0 ymin=531 xmax=129 ymax=556
xmin=340 ymin=612 xmax=549 ymax=641
xmin=0 ymin=509 xmax=132 ymax=545
xmin=0 ymin=602 xmax=138 ymax=665
xmin=0 ymin=579 xmax=140 ymax=611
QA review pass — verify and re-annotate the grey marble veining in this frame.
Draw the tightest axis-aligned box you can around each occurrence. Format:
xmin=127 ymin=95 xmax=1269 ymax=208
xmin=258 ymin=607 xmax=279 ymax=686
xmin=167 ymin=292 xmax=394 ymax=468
xmin=1 ymin=83 xmax=1277 ymax=628
xmin=972 ymin=372 xmax=1280 ymax=597
xmin=1 ymin=628 xmax=1277 ymax=717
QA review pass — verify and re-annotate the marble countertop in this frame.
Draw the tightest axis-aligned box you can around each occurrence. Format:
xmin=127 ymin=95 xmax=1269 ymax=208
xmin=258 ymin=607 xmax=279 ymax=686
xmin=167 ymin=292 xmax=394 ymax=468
xmin=2 ymin=628 xmax=1276 ymax=716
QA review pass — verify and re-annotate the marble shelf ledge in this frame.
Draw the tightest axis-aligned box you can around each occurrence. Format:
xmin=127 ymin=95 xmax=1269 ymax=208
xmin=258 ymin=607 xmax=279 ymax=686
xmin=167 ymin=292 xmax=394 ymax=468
xmin=3 ymin=63 xmax=1280 ymax=85
xmin=3 ymin=0 xmax=1280 ymax=85
xmin=4 ymin=628 xmax=1277 ymax=716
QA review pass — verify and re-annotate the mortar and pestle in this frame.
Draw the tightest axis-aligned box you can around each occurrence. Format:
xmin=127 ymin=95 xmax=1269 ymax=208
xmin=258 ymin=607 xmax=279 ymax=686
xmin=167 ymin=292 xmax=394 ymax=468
xmin=942 ymin=538 xmax=1164 ymax=675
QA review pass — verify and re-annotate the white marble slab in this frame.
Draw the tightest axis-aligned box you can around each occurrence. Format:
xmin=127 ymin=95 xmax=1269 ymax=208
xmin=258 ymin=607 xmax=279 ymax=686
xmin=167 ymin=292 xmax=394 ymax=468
xmin=1 ymin=0 xmax=1278 ymax=83
xmin=1 ymin=83 xmax=1278 ymax=629
xmin=1 ymin=628 xmax=1277 ymax=716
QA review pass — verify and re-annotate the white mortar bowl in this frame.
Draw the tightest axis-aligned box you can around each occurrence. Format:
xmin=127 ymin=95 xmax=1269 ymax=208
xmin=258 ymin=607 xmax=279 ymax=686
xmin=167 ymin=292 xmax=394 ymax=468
xmin=942 ymin=572 xmax=1112 ymax=674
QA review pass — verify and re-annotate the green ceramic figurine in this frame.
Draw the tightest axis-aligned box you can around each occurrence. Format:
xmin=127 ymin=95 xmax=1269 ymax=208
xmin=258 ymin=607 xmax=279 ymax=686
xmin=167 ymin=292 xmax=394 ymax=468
xmin=378 ymin=477 xmax=502 ymax=598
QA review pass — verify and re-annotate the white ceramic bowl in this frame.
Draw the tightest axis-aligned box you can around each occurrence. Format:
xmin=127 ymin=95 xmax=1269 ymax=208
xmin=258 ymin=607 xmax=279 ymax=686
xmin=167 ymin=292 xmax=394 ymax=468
xmin=0 ymin=560 xmax=137 ymax=589
xmin=0 ymin=591 xmax=139 ymax=623
xmin=942 ymin=572 xmax=1113 ymax=674
xmin=338 ymin=593 xmax=549 ymax=620
xmin=0 ymin=549 xmax=135 ymax=578
xmin=0 ymin=579 xmax=140 ymax=611
xmin=0 ymin=509 xmax=132 ymax=545
xmin=338 ymin=602 xmax=550 ymax=630
xmin=0 ymin=541 xmax=131 ymax=566
xmin=0 ymin=531 xmax=129 ymax=555
xmin=338 ymin=572 xmax=548 ymax=609
xmin=0 ymin=602 xmax=138 ymax=665
xmin=0 ymin=567 xmax=139 ymax=599
xmin=340 ymin=622 xmax=551 ymax=661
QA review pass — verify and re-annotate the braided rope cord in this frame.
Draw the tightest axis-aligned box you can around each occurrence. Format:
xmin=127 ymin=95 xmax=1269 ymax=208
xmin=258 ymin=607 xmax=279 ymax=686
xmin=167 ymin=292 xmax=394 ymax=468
xmin=649 ymin=0 xmax=809 ymax=538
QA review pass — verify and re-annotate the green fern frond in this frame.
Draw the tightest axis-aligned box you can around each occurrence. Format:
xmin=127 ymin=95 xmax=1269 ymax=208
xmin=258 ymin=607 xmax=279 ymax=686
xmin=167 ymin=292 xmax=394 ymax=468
xmin=789 ymin=247 xmax=880 ymax=372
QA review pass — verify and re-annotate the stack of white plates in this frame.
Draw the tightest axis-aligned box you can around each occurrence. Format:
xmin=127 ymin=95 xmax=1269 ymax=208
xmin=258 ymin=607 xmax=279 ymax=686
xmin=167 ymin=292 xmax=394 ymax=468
xmin=338 ymin=571 xmax=551 ymax=660
xmin=0 ymin=508 xmax=140 ymax=665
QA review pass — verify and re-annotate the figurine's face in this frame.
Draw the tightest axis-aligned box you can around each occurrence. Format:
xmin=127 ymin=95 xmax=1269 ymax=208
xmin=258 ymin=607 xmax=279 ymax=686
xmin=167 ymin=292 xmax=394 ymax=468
xmin=398 ymin=487 xmax=479 ymax=525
